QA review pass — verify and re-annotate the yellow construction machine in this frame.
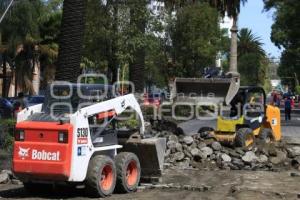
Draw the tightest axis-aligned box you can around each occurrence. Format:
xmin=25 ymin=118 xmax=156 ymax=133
xmin=173 ymin=74 xmax=281 ymax=147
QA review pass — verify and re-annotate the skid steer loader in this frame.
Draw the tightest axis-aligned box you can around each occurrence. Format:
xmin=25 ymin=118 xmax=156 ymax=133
xmin=12 ymin=83 xmax=166 ymax=197
xmin=173 ymin=74 xmax=281 ymax=147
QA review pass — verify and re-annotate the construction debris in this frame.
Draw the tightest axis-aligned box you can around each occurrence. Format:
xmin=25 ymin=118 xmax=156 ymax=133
xmin=161 ymin=131 xmax=300 ymax=171
xmin=0 ymin=170 xmax=16 ymax=184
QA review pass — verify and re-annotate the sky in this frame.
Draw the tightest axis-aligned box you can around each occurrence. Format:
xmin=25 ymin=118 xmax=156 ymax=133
xmin=239 ymin=0 xmax=282 ymax=59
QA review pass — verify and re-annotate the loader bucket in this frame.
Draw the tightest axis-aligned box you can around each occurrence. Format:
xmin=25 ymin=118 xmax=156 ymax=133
xmin=173 ymin=77 xmax=240 ymax=105
xmin=119 ymin=134 xmax=166 ymax=181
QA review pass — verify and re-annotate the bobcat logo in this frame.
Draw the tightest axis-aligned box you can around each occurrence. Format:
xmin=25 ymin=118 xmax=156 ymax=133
xmin=18 ymin=147 xmax=30 ymax=160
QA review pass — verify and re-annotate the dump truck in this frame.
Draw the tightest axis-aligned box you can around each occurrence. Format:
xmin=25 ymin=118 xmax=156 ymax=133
xmin=12 ymin=83 xmax=166 ymax=197
xmin=172 ymin=73 xmax=281 ymax=147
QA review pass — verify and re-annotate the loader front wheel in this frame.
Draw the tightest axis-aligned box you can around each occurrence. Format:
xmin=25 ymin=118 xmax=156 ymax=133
xmin=86 ymin=155 xmax=116 ymax=198
xmin=259 ymin=128 xmax=273 ymax=143
xmin=115 ymin=152 xmax=141 ymax=193
xmin=235 ymin=128 xmax=255 ymax=148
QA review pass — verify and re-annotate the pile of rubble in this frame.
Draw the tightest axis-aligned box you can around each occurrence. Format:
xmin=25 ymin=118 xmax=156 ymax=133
xmin=0 ymin=170 xmax=21 ymax=185
xmin=160 ymin=131 xmax=300 ymax=171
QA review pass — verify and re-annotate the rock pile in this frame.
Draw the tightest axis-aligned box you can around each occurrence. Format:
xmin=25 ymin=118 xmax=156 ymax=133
xmin=163 ymin=131 xmax=300 ymax=171
xmin=0 ymin=170 xmax=21 ymax=185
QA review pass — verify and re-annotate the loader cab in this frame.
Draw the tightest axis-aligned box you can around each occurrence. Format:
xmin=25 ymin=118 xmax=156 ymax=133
xmin=238 ymin=86 xmax=266 ymax=130
xmin=229 ymin=86 xmax=266 ymax=117
xmin=218 ymin=86 xmax=266 ymax=133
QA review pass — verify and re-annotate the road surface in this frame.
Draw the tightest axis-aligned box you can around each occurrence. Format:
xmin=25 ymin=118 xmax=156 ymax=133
xmin=1 ymin=110 xmax=300 ymax=199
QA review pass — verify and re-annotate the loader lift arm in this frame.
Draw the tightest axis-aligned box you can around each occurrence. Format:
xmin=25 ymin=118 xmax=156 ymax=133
xmin=77 ymin=94 xmax=145 ymax=137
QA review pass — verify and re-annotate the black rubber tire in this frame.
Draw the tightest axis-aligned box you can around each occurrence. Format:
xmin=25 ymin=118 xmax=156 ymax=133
xmin=115 ymin=152 xmax=141 ymax=193
xmin=198 ymin=127 xmax=214 ymax=133
xmin=259 ymin=128 xmax=273 ymax=143
xmin=235 ymin=128 xmax=254 ymax=147
xmin=85 ymin=155 xmax=116 ymax=198
xmin=198 ymin=127 xmax=214 ymax=138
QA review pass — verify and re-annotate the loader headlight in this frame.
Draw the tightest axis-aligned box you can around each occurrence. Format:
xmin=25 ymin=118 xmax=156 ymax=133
xmin=58 ymin=131 xmax=68 ymax=143
xmin=15 ymin=130 xmax=25 ymax=141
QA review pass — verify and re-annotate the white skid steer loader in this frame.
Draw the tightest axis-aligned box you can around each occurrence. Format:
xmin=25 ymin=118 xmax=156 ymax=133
xmin=12 ymin=83 xmax=166 ymax=197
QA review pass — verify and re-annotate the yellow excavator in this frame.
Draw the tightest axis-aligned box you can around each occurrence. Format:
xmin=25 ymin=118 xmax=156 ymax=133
xmin=172 ymin=73 xmax=281 ymax=147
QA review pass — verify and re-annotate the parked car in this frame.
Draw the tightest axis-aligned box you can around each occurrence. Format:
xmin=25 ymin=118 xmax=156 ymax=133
xmin=10 ymin=95 xmax=45 ymax=117
xmin=26 ymin=95 xmax=45 ymax=107
xmin=0 ymin=98 xmax=13 ymax=119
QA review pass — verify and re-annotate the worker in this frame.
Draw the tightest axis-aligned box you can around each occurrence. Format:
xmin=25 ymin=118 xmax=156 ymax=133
xmin=284 ymin=97 xmax=292 ymax=121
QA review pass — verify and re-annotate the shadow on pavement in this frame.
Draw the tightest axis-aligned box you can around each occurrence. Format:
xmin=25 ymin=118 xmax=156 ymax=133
xmin=0 ymin=185 xmax=87 ymax=199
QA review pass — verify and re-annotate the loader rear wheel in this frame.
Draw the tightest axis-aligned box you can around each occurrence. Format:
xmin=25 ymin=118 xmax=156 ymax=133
xmin=259 ymin=128 xmax=273 ymax=143
xmin=85 ymin=155 xmax=116 ymax=198
xmin=235 ymin=128 xmax=255 ymax=147
xmin=115 ymin=152 xmax=141 ymax=193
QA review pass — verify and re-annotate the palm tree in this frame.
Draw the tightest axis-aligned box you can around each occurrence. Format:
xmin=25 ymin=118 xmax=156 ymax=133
xmin=237 ymin=28 xmax=266 ymax=86
xmin=55 ymin=0 xmax=87 ymax=83
xmin=209 ymin=0 xmax=247 ymax=73
xmin=238 ymin=28 xmax=265 ymax=58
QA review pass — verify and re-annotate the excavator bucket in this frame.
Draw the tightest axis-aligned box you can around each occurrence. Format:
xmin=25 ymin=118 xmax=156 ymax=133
xmin=173 ymin=76 xmax=240 ymax=105
xmin=118 ymin=133 xmax=166 ymax=182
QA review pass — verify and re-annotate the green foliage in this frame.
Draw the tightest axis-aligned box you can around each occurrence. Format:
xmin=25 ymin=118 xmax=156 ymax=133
xmin=39 ymin=11 xmax=62 ymax=44
xmin=0 ymin=119 xmax=16 ymax=152
xmin=0 ymin=118 xmax=16 ymax=126
xmin=83 ymin=0 xmax=110 ymax=70
xmin=1 ymin=0 xmax=246 ymax=91
xmin=237 ymin=28 xmax=268 ymax=86
xmin=238 ymin=53 xmax=261 ymax=85
xmin=117 ymin=118 xmax=139 ymax=129
xmin=238 ymin=28 xmax=266 ymax=58
xmin=1 ymin=0 xmax=62 ymax=92
xmin=1 ymin=0 xmax=45 ymax=48
xmin=171 ymin=3 xmax=222 ymax=77
xmin=145 ymin=35 xmax=168 ymax=88
xmin=2 ymin=134 xmax=14 ymax=152
xmin=209 ymin=0 xmax=248 ymax=19
xmin=295 ymin=86 xmax=300 ymax=95
xmin=264 ymin=0 xmax=300 ymax=88
xmin=83 ymin=0 xmax=170 ymax=89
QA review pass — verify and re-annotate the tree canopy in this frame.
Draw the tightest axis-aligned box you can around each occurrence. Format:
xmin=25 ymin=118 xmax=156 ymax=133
xmin=237 ymin=28 xmax=267 ymax=86
xmin=264 ymin=0 xmax=300 ymax=87
xmin=0 ymin=0 xmax=269 ymax=96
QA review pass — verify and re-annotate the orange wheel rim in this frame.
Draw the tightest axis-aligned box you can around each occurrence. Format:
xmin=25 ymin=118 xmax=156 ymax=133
xmin=126 ymin=161 xmax=138 ymax=186
xmin=100 ymin=165 xmax=113 ymax=191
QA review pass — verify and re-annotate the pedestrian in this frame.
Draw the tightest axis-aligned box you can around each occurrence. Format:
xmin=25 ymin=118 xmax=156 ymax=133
xmin=291 ymin=96 xmax=295 ymax=109
xmin=284 ymin=97 xmax=292 ymax=121
xmin=273 ymin=91 xmax=278 ymax=106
